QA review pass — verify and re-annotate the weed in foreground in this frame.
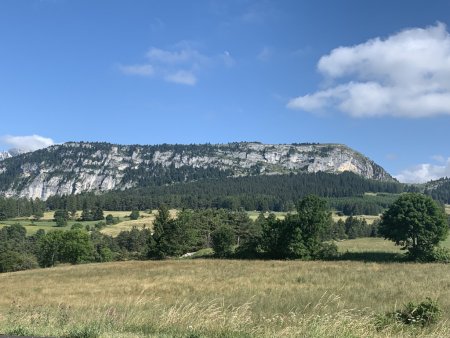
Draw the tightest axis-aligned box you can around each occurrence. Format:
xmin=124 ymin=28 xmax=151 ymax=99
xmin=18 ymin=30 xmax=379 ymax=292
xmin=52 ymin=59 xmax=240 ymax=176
xmin=377 ymin=298 xmax=442 ymax=329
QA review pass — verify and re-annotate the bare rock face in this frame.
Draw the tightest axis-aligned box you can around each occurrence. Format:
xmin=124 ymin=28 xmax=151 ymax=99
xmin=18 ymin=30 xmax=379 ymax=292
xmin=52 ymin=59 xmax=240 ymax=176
xmin=0 ymin=151 xmax=12 ymax=161
xmin=0 ymin=142 xmax=394 ymax=200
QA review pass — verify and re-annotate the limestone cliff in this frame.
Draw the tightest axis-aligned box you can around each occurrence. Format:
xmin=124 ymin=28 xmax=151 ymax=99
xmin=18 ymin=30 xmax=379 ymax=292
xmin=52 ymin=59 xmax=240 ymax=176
xmin=0 ymin=142 xmax=394 ymax=199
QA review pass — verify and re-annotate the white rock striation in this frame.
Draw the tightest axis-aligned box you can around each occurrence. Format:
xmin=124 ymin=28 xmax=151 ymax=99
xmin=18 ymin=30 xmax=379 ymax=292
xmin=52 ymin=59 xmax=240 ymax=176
xmin=0 ymin=142 xmax=393 ymax=200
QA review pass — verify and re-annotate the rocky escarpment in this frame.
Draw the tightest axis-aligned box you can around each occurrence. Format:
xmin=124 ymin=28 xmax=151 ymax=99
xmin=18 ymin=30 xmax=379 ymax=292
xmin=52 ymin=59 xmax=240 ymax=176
xmin=0 ymin=142 xmax=394 ymax=200
xmin=0 ymin=151 xmax=13 ymax=161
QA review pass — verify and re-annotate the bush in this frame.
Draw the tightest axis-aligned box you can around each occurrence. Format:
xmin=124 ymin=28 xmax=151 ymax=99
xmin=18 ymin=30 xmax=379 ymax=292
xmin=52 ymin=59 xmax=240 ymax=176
xmin=380 ymin=298 xmax=441 ymax=328
xmin=431 ymin=247 xmax=450 ymax=263
xmin=94 ymin=221 xmax=106 ymax=230
xmin=71 ymin=223 xmax=84 ymax=230
xmin=129 ymin=210 xmax=140 ymax=220
xmin=316 ymin=242 xmax=338 ymax=260
xmin=0 ymin=250 xmax=39 ymax=273
xmin=105 ymin=214 xmax=119 ymax=225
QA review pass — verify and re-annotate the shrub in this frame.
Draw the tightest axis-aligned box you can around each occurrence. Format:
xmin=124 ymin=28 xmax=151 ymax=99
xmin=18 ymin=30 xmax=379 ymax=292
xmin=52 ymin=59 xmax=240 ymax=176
xmin=431 ymin=246 xmax=450 ymax=263
xmin=379 ymin=298 xmax=441 ymax=328
xmin=94 ymin=221 xmax=106 ymax=230
xmin=316 ymin=242 xmax=338 ymax=260
xmin=129 ymin=210 xmax=140 ymax=220
xmin=71 ymin=223 xmax=84 ymax=230
xmin=0 ymin=251 xmax=39 ymax=273
xmin=105 ymin=214 xmax=119 ymax=225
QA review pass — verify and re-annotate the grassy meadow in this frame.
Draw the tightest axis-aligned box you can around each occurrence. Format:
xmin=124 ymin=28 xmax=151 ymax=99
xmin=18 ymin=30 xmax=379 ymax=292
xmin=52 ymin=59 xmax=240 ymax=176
xmin=0 ymin=237 xmax=449 ymax=337
xmin=0 ymin=209 xmax=175 ymax=237
xmin=0 ymin=207 xmax=448 ymax=336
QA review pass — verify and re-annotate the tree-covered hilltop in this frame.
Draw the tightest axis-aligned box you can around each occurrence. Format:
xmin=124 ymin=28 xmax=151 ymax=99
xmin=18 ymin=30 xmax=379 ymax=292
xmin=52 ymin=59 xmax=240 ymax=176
xmin=0 ymin=141 xmax=395 ymax=200
xmin=423 ymin=177 xmax=450 ymax=203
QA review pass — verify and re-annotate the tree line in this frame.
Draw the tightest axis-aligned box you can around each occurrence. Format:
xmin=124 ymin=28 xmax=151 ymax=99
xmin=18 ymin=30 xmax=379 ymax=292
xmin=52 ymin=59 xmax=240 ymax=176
xmin=0 ymin=196 xmax=386 ymax=273
xmin=0 ymin=172 xmax=409 ymax=218
xmin=45 ymin=172 xmax=405 ymax=212
xmin=2 ymin=193 xmax=448 ymax=273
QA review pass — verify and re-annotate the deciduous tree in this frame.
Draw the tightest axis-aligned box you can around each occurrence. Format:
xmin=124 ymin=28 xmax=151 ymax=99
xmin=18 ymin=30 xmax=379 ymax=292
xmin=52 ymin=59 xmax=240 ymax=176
xmin=379 ymin=193 xmax=449 ymax=260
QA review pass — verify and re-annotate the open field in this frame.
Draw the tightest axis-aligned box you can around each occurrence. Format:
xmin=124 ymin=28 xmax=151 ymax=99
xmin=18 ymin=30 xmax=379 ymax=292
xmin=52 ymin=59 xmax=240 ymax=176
xmin=335 ymin=237 xmax=450 ymax=253
xmin=0 ymin=220 xmax=88 ymax=235
xmin=101 ymin=215 xmax=155 ymax=236
xmin=331 ymin=212 xmax=380 ymax=224
xmin=0 ymin=210 xmax=159 ymax=236
xmin=0 ymin=255 xmax=449 ymax=337
xmin=246 ymin=210 xmax=288 ymax=221
xmin=100 ymin=209 xmax=178 ymax=236
xmin=336 ymin=237 xmax=403 ymax=253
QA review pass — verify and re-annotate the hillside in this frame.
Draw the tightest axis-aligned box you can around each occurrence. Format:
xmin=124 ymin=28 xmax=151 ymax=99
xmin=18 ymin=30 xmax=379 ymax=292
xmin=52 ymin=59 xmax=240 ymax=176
xmin=0 ymin=141 xmax=394 ymax=200
xmin=423 ymin=177 xmax=450 ymax=203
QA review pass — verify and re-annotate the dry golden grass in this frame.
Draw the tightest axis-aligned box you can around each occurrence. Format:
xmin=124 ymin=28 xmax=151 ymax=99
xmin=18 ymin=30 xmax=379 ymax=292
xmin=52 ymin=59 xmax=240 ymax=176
xmin=101 ymin=209 xmax=178 ymax=236
xmin=101 ymin=217 xmax=154 ymax=236
xmin=0 ymin=259 xmax=449 ymax=337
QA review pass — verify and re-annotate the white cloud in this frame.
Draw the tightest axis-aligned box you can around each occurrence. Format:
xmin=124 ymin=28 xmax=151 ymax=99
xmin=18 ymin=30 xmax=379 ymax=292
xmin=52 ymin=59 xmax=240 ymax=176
xmin=119 ymin=43 xmax=233 ymax=85
xmin=118 ymin=64 xmax=154 ymax=76
xmin=146 ymin=46 xmax=209 ymax=67
xmin=395 ymin=158 xmax=450 ymax=183
xmin=288 ymin=23 xmax=450 ymax=118
xmin=165 ymin=70 xmax=197 ymax=86
xmin=1 ymin=134 xmax=54 ymax=152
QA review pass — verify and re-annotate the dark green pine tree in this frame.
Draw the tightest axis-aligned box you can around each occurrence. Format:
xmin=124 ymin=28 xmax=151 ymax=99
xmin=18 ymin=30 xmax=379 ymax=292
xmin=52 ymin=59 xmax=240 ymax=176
xmin=92 ymin=206 xmax=104 ymax=221
xmin=148 ymin=205 xmax=170 ymax=258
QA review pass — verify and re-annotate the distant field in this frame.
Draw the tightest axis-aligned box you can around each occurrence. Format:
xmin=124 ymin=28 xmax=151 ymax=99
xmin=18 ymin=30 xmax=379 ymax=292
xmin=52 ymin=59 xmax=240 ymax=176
xmin=1 ymin=206 xmax=448 ymax=238
xmin=336 ymin=237 xmax=402 ymax=253
xmin=246 ymin=210 xmax=288 ymax=220
xmin=0 ymin=210 xmax=160 ymax=236
xmin=101 ymin=215 xmax=155 ymax=236
xmin=100 ymin=209 xmax=179 ymax=236
xmin=331 ymin=212 xmax=380 ymax=224
xmin=0 ymin=220 xmax=92 ymax=235
xmin=0 ymin=256 xmax=449 ymax=337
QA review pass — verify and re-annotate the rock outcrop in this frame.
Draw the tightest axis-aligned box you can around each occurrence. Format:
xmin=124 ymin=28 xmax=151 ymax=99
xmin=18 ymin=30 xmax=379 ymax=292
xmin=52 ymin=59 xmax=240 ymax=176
xmin=0 ymin=142 xmax=394 ymax=199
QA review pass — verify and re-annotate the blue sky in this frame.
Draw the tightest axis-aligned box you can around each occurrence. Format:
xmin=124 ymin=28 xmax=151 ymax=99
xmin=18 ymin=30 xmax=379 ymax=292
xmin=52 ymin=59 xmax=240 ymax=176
xmin=1 ymin=0 xmax=450 ymax=182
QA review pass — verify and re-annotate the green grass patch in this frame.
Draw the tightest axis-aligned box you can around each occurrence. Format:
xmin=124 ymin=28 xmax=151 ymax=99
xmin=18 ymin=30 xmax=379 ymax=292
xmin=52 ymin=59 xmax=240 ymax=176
xmin=0 ymin=219 xmax=100 ymax=235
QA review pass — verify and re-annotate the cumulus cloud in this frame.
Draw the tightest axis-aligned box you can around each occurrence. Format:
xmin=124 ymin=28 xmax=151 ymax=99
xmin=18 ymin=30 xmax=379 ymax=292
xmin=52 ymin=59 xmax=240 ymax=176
xmin=119 ymin=43 xmax=233 ymax=85
xmin=395 ymin=157 xmax=450 ymax=183
xmin=1 ymin=134 xmax=54 ymax=152
xmin=288 ymin=23 xmax=450 ymax=117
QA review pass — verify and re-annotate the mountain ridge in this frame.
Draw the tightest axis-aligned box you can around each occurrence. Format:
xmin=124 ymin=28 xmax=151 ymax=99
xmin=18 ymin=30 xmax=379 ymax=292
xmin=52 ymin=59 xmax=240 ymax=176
xmin=0 ymin=141 xmax=395 ymax=200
